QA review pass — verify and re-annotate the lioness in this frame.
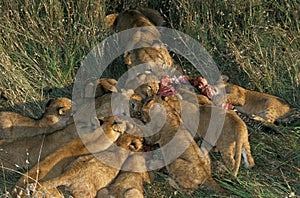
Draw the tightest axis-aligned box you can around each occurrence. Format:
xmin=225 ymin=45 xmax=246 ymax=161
xmin=105 ymin=8 xmax=175 ymax=78
xmin=139 ymin=96 xmax=224 ymax=193
xmin=0 ymin=97 xmax=72 ymax=140
xmin=105 ymin=7 xmax=165 ymax=32
xmin=23 ymin=130 xmax=144 ymax=198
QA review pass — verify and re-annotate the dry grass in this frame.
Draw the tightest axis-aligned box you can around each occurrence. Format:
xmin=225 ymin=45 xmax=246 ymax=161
xmin=0 ymin=0 xmax=299 ymax=197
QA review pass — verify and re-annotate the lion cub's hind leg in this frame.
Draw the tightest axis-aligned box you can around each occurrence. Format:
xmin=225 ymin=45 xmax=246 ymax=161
xmin=231 ymin=139 xmax=255 ymax=177
xmin=219 ymin=142 xmax=236 ymax=172
xmin=219 ymin=111 xmax=255 ymax=177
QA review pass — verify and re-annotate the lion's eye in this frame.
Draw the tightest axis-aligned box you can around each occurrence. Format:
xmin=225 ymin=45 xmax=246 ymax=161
xmin=147 ymin=85 xmax=152 ymax=90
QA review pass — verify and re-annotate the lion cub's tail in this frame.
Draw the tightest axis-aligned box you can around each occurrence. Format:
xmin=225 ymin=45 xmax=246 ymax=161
xmin=275 ymin=108 xmax=300 ymax=127
xmin=232 ymin=121 xmax=255 ymax=176
xmin=232 ymin=135 xmax=243 ymax=177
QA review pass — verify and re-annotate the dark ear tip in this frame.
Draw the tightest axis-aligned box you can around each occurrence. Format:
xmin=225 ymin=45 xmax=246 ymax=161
xmin=98 ymin=117 xmax=105 ymax=126
xmin=46 ymin=98 xmax=55 ymax=107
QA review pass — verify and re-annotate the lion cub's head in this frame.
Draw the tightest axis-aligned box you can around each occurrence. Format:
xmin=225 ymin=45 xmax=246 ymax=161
xmin=128 ymin=76 xmax=160 ymax=119
xmin=116 ymin=121 xmax=144 ymax=152
xmin=100 ymin=116 xmax=143 ymax=152
xmin=43 ymin=97 xmax=73 ymax=127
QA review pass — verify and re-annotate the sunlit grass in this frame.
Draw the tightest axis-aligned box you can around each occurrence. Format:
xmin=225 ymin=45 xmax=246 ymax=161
xmin=0 ymin=0 xmax=299 ymax=197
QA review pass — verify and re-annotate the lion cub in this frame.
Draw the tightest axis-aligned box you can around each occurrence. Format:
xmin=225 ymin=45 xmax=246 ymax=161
xmin=15 ymin=116 xmax=127 ymax=187
xmin=0 ymin=97 xmax=72 ymax=140
xmin=162 ymin=95 xmax=255 ymax=176
xmin=26 ymin=130 xmax=144 ymax=198
xmin=97 ymin=152 xmax=150 ymax=198
xmin=140 ymin=96 xmax=223 ymax=193
xmin=215 ymin=75 xmax=298 ymax=124
xmin=198 ymin=105 xmax=255 ymax=176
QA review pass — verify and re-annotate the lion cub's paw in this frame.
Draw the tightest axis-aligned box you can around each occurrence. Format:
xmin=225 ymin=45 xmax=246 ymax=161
xmin=111 ymin=118 xmax=127 ymax=133
xmin=123 ymin=188 xmax=144 ymax=198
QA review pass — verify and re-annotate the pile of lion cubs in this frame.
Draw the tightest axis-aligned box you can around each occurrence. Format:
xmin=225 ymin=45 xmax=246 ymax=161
xmin=0 ymin=8 xmax=298 ymax=198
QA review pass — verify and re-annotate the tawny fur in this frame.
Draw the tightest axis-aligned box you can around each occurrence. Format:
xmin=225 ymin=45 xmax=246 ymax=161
xmin=106 ymin=8 xmax=165 ymax=33
xmin=131 ymin=93 xmax=254 ymax=176
xmin=130 ymin=87 xmax=212 ymax=120
xmin=30 ymin=152 xmax=125 ymax=198
xmin=1 ymin=85 xmax=118 ymax=172
xmin=97 ymin=153 xmax=150 ymax=198
xmin=140 ymin=96 xmax=223 ymax=193
xmin=73 ymin=78 xmax=119 ymax=127
xmin=0 ymin=98 xmax=72 ymax=140
xmin=126 ymin=73 xmax=160 ymax=100
xmin=84 ymin=78 xmax=117 ymax=98
xmin=76 ymin=92 xmax=115 ymax=120
xmin=73 ymin=79 xmax=135 ymax=135
xmin=215 ymin=75 xmax=295 ymax=124
xmin=0 ymin=122 xmax=77 ymax=170
xmin=197 ymin=105 xmax=255 ymax=176
xmin=105 ymin=8 xmax=175 ymax=79
xmin=163 ymin=95 xmax=255 ymax=176
xmin=27 ymin=130 xmax=144 ymax=198
xmin=15 ymin=116 xmax=127 ymax=187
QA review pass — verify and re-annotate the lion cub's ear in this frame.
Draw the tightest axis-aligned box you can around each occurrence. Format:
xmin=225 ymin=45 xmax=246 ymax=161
xmin=104 ymin=13 xmax=118 ymax=28
xmin=57 ymin=107 xmax=66 ymax=116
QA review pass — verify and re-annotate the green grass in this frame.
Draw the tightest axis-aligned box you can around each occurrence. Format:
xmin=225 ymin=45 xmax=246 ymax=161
xmin=0 ymin=0 xmax=299 ymax=197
